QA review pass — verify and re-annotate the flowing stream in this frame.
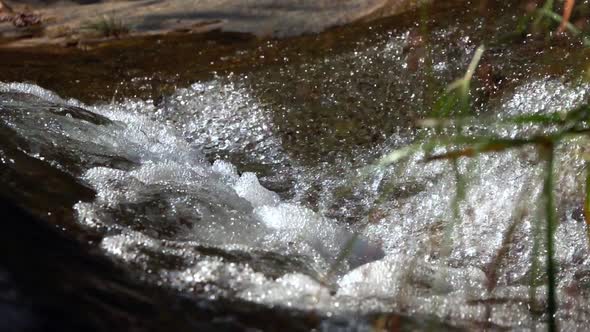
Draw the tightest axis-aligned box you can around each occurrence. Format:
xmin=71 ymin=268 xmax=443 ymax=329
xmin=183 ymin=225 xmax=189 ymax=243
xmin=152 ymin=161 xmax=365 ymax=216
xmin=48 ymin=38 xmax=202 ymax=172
xmin=2 ymin=1 xmax=590 ymax=330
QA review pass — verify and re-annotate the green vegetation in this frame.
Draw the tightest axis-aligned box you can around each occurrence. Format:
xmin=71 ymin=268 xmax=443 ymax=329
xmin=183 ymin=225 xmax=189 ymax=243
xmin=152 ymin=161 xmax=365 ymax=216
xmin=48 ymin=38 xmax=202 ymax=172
xmin=352 ymin=1 xmax=590 ymax=330
xmin=81 ymin=15 xmax=130 ymax=39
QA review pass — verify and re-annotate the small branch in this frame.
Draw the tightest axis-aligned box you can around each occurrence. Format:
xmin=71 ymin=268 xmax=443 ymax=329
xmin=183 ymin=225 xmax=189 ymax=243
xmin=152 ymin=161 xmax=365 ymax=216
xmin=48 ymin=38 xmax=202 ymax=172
xmin=539 ymin=6 xmax=582 ymax=35
xmin=558 ymin=0 xmax=575 ymax=34
xmin=425 ymin=138 xmax=537 ymax=161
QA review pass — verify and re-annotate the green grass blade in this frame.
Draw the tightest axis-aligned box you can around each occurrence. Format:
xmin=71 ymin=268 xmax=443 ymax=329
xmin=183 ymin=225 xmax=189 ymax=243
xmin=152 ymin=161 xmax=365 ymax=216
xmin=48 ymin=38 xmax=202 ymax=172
xmin=542 ymin=143 xmax=558 ymax=332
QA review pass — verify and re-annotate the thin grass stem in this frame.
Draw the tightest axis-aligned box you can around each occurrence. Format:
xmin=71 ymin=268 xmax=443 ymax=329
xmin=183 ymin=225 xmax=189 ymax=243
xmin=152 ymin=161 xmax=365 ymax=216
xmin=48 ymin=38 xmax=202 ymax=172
xmin=542 ymin=143 xmax=557 ymax=332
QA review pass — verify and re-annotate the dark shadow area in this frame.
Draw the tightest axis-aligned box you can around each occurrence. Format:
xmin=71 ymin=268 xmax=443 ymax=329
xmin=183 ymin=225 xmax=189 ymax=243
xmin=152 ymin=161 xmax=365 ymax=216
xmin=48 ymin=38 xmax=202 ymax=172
xmin=0 ymin=196 xmax=327 ymax=332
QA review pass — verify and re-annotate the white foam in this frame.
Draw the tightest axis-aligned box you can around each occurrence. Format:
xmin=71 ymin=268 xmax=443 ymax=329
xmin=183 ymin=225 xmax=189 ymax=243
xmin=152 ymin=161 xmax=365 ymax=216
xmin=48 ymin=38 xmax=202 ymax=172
xmin=239 ymin=273 xmax=331 ymax=308
xmin=234 ymin=172 xmax=280 ymax=208
xmin=0 ymin=82 xmax=65 ymax=104
xmin=212 ymin=159 xmax=239 ymax=185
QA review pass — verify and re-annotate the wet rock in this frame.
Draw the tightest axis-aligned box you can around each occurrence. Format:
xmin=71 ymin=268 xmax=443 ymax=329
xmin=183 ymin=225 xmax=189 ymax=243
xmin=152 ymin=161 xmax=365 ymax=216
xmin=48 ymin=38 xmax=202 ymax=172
xmin=0 ymin=197 xmax=335 ymax=332
xmin=12 ymin=12 xmax=41 ymax=27
xmin=0 ymin=0 xmax=12 ymax=14
xmin=0 ymin=0 xmax=425 ymax=47
xmin=0 ymin=90 xmax=137 ymax=176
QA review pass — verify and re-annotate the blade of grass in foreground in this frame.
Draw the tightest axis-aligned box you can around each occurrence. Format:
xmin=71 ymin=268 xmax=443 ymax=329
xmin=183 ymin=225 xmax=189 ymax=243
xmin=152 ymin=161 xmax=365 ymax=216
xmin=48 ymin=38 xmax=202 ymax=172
xmin=585 ymin=161 xmax=590 ymax=247
xmin=542 ymin=143 xmax=558 ymax=332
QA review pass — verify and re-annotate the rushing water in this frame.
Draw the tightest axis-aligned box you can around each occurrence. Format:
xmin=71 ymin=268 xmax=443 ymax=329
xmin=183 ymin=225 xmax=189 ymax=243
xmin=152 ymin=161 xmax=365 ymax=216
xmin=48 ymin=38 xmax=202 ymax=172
xmin=2 ymin=1 xmax=590 ymax=331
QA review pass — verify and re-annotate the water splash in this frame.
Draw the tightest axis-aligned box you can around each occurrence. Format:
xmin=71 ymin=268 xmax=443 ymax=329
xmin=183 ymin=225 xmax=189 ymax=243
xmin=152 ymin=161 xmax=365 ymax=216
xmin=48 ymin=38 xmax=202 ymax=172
xmin=2 ymin=16 xmax=590 ymax=329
